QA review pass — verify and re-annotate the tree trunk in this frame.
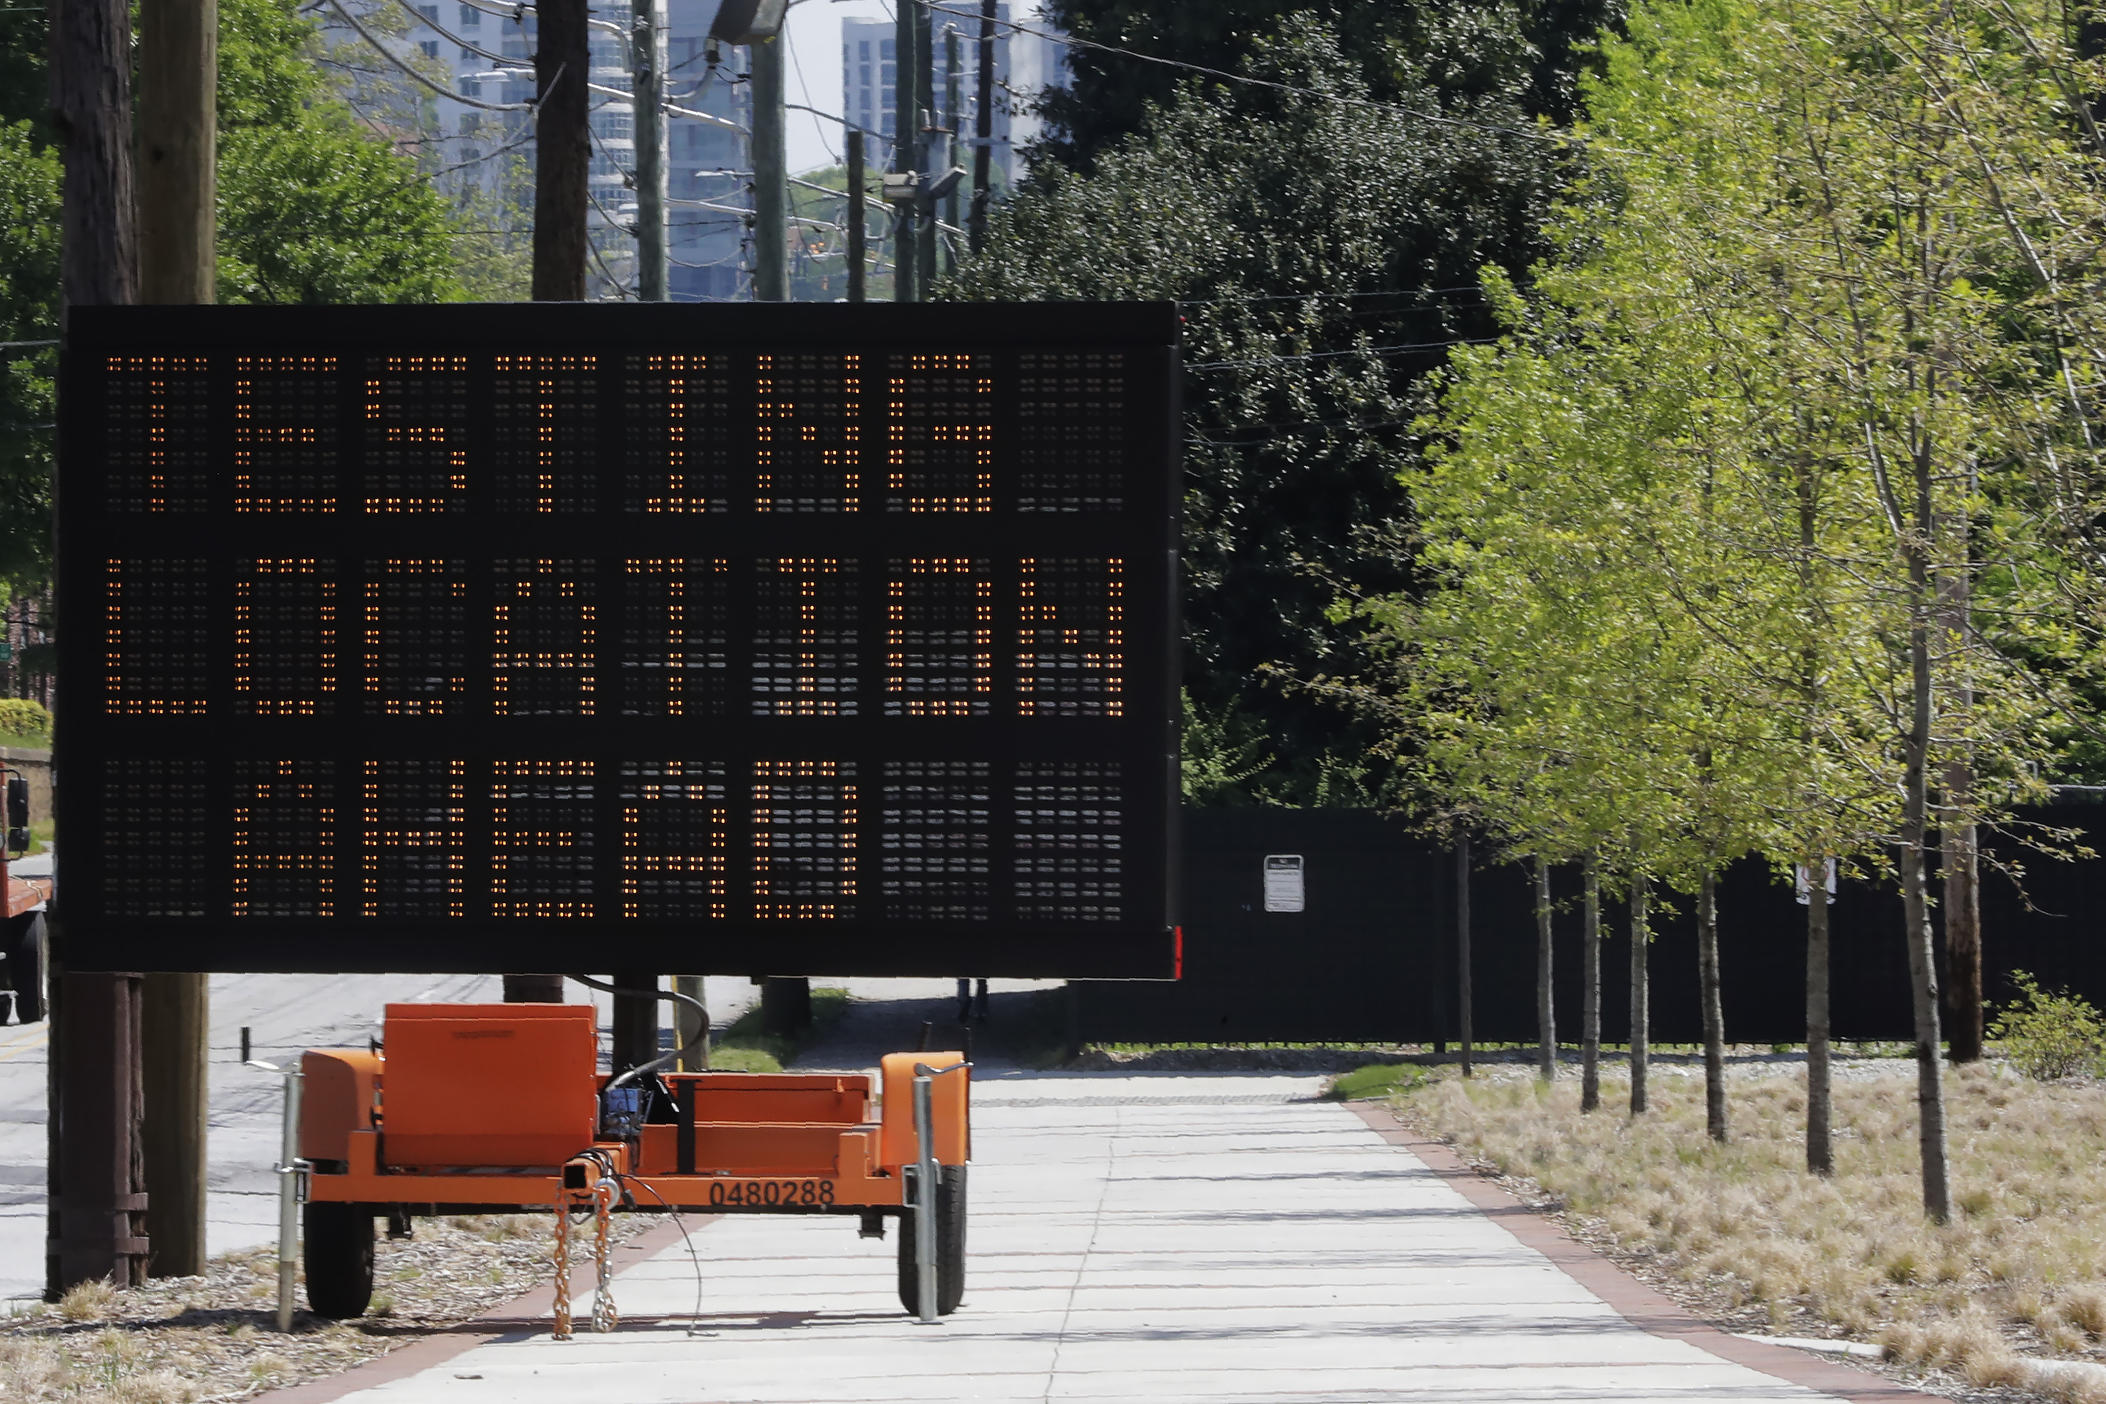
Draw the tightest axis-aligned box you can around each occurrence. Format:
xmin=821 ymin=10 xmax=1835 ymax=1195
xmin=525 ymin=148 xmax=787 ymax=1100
xmin=51 ymin=0 xmax=146 ymax=1297
xmin=1630 ymin=875 xmax=1649 ymax=1115
xmin=532 ymin=0 xmax=589 ymax=301
xmin=53 ymin=0 xmax=138 ymax=306
xmin=1901 ymin=825 xmax=1951 ymax=1220
xmin=1698 ymin=865 xmax=1727 ymax=1142
xmin=1806 ymin=868 xmax=1833 ymax=1175
xmin=1535 ymin=854 xmax=1555 ymax=1081
xmin=1903 ymin=431 xmax=1953 ymax=1223
xmin=1457 ymin=835 xmax=1473 ymax=1079
xmin=1942 ymin=803 xmax=1982 ymax=1063
xmin=1937 ymin=455 xmax=1981 ymax=1064
xmin=1581 ymin=855 xmax=1601 ymax=1112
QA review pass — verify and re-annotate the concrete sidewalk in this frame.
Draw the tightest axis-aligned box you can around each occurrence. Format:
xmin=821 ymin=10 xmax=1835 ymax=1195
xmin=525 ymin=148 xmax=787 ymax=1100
xmin=269 ymin=1072 xmax=1928 ymax=1404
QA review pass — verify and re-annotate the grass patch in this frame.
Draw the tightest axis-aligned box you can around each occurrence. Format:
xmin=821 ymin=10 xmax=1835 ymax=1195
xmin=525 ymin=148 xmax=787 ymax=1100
xmin=706 ymin=985 xmax=852 ymax=1073
xmin=1402 ymin=1065 xmax=2106 ymax=1388
xmin=1328 ymin=1062 xmax=1431 ymax=1101
xmin=0 ymin=731 xmax=48 ymax=752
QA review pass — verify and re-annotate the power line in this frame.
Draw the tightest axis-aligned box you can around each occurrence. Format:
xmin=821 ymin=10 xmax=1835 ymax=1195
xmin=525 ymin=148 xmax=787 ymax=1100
xmin=915 ymin=0 xmax=1607 ymax=156
xmin=787 ymin=30 xmax=840 ymax=165
xmin=385 ymin=0 xmax=514 ymax=67
xmin=1185 ymin=336 xmax=1496 ymax=370
xmin=1176 ymin=285 xmax=1488 ymax=306
xmin=1188 ymin=413 xmax=1416 ymax=445
xmin=321 ymin=0 xmax=547 ymax=111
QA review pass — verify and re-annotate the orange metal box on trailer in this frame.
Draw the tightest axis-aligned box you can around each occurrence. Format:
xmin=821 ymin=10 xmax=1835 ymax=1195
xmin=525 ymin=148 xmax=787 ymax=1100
xmin=378 ymin=1003 xmax=598 ymax=1168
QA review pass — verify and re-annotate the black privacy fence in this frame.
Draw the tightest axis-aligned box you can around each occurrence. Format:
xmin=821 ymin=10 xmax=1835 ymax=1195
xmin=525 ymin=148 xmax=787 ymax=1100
xmin=1074 ymin=804 xmax=2106 ymax=1046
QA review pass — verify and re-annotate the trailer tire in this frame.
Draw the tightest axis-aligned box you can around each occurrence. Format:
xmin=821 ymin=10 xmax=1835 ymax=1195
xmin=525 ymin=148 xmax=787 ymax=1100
xmin=896 ymin=1164 xmax=966 ymax=1316
xmin=304 ymin=1203 xmax=375 ymax=1319
xmin=6 ymin=913 xmax=45 ymax=1024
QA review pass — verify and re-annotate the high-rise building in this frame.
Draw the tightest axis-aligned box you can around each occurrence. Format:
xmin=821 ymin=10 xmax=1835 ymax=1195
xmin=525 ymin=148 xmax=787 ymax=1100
xmin=841 ymin=6 xmax=1068 ymax=190
xmin=320 ymin=0 xmax=750 ymax=299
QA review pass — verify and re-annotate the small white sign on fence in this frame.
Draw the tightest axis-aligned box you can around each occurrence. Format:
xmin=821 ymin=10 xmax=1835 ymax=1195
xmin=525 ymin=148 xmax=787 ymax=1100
xmin=1263 ymin=854 xmax=1305 ymax=913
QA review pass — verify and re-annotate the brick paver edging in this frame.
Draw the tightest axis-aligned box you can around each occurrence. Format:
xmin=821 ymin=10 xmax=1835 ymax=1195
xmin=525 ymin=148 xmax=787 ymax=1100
xmin=255 ymin=1214 xmax=706 ymax=1404
xmin=1346 ymin=1099 xmax=1944 ymax=1403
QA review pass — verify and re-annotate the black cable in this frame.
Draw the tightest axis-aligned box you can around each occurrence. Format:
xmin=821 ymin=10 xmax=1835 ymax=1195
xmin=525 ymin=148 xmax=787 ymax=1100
xmin=567 ymin=972 xmax=709 ymax=1090
xmin=620 ymin=1170 xmax=710 ymax=1332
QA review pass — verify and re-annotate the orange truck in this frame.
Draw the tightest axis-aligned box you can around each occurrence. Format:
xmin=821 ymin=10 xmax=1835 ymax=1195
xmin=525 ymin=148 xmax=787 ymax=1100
xmin=1 ymin=768 xmax=51 ymax=1023
xmin=295 ymin=1001 xmax=969 ymax=1327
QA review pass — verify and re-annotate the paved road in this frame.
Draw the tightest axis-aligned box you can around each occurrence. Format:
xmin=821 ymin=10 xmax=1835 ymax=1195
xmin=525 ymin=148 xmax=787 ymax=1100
xmin=276 ymin=1071 xmax=1897 ymax=1404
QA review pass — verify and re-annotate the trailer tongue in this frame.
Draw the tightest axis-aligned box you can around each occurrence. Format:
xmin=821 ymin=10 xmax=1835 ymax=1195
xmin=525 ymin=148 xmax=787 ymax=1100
xmin=295 ymin=1001 xmax=969 ymax=1332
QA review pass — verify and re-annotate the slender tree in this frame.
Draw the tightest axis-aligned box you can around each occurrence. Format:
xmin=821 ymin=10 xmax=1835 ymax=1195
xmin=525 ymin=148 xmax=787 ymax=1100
xmin=1580 ymin=853 xmax=1602 ymax=1112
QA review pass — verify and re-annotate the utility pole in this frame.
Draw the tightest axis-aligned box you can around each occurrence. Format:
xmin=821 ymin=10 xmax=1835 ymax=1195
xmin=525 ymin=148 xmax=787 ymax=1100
xmin=533 ymin=0 xmax=590 ymax=301
xmin=941 ymin=25 xmax=959 ymax=280
xmin=970 ymin=0 xmax=994 ymax=255
xmin=914 ymin=0 xmax=936 ymax=293
xmin=892 ymin=0 xmax=916 ymax=302
xmin=135 ymin=0 xmax=215 ymax=1281
xmin=50 ymin=0 xmax=149 ymax=1298
xmin=846 ymin=127 xmax=866 ymax=302
xmin=510 ymin=0 xmax=589 ymax=1004
xmin=631 ymin=0 xmax=667 ymax=302
xmin=611 ymin=972 xmax=660 ymax=1075
xmin=751 ymin=36 xmax=788 ymax=301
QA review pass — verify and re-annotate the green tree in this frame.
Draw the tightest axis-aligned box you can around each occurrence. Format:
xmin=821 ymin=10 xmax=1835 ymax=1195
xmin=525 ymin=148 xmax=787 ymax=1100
xmin=0 ymin=121 xmax=61 ymax=588
xmin=1032 ymin=0 xmax=1622 ymax=175
xmin=1399 ymin=0 xmax=2104 ymax=1217
xmin=217 ymin=0 xmax=463 ymax=304
xmin=950 ymin=15 xmax=1575 ymax=803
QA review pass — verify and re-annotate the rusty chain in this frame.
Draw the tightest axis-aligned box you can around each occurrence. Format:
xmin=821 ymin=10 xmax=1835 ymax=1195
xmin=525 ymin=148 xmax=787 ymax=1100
xmin=551 ymin=1194 xmax=574 ymax=1341
xmin=591 ymin=1179 xmax=619 ymax=1332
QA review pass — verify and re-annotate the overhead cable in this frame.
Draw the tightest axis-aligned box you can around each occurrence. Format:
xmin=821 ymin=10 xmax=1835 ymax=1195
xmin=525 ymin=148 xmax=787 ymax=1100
xmin=913 ymin=0 xmax=1612 ymax=155
xmin=321 ymin=0 xmax=549 ymax=111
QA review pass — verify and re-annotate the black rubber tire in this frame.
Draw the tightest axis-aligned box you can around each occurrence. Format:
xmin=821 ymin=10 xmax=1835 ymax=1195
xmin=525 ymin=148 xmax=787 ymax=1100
xmin=6 ymin=912 xmax=45 ymax=1024
xmin=896 ymin=1164 xmax=966 ymax=1316
xmin=304 ymin=1202 xmax=376 ymax=1319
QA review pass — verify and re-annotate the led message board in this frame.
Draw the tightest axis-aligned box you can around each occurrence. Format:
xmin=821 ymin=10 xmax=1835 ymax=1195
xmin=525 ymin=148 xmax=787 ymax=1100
xmin=58 ymin=304 xmax=1180 ymax=976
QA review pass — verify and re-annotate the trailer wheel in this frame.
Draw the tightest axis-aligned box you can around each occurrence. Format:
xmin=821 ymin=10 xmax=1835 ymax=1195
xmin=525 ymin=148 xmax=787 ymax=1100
xmin=896 ymin=1164 xmax=966 ymax=1316
xmin=5 ymin=913 xmax=45 ymax=1024
xmin=304 ymin=1203 xmax=375 ymax=1319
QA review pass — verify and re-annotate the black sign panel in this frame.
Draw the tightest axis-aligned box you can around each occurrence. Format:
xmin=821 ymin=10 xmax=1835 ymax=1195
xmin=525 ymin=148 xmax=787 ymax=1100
xmin=58 ymin=303 xmax=1180 ymax=976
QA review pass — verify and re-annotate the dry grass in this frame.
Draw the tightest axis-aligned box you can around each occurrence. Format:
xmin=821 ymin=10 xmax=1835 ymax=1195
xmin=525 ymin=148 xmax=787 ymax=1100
xmin=0 ymin=1212 xmax=656 ymax=1404
xmin=1401 ymin=1064 xmax=2106 ymax=1399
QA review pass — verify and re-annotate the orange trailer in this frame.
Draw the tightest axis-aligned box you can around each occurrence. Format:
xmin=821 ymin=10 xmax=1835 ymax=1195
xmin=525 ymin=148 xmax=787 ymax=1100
xmin=295 ymin=1001 xmax=969 ymax=1328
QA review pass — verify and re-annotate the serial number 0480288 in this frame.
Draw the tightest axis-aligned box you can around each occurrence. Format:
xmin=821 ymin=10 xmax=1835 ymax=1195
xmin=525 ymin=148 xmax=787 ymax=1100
xmin=709 ymin=1179 xmax=836 ymax=1208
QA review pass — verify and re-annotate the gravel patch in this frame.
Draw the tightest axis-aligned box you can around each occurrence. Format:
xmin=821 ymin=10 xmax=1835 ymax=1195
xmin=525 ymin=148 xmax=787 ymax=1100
xmin=0 ymin=1211 xmax=657 ymax=1404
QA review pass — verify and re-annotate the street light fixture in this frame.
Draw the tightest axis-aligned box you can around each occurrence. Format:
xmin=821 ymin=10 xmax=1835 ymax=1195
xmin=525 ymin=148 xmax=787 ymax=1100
xmin=709 ymin=0 xmax=787 ymax=43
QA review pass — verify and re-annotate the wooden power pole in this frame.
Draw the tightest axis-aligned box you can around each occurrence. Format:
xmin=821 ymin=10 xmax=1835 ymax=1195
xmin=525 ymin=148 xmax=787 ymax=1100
xmin=892 ymin=0 xmax=916 ymax=303
xmin=532 ymin=0 xmax=590 ymax=302
xmin=504 ymin=0 xmax=588 ymax=1009
xmin=969 ymin=0 xmax=993 ymax=255
xmin=750 ymin=36 xmax=788 ymax=302
xmin=630 ymin=0 xmax=666 ymax=302
xmin=913 ymin=0 xmax=935 ymax=293
xmin=50 ymin=0 xmax=149 ymax=1298
xmin=846 ymin=127 xmax=866 ymax=301
xmin=507 ymin=0 xmax=591 ymax=1006
xmin=135 ymin=0 xmax=217 ymax=1281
